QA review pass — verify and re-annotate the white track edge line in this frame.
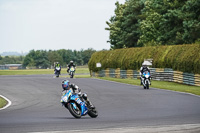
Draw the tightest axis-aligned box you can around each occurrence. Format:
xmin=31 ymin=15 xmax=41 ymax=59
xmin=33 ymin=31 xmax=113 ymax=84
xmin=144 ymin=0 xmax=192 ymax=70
xmin=0 ymin=95 xmax=12 ymax=110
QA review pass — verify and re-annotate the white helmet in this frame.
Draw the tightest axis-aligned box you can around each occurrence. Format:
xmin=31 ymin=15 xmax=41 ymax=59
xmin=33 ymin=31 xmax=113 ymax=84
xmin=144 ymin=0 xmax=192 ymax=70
xmin=74 ymin=85 xmax=81 ymax=95
xmin=142 ymin=61 xmax=148 ymax=68
xmin=142 ymin=61 xmax=151 ymax=66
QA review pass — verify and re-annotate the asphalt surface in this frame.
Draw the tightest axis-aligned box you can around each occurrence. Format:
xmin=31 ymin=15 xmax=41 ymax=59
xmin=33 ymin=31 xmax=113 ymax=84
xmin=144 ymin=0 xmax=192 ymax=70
xmin=0 ymin=75 xmax=200 ymax=133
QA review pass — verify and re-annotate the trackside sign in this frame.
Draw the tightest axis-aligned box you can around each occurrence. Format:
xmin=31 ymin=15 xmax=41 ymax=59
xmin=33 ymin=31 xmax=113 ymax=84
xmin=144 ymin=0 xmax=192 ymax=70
xmin=96 ymin=63 xmax=101 ymax=68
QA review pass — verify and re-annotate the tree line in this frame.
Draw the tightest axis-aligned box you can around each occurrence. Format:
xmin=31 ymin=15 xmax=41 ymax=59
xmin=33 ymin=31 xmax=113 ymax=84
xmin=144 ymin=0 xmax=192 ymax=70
xmin=106 ymin=0 xmax=200 ymax=49
xmin=0 ymin=55 xmax=24 ymax=65
xmin=0 ymin=48 xmax=96 ymax=69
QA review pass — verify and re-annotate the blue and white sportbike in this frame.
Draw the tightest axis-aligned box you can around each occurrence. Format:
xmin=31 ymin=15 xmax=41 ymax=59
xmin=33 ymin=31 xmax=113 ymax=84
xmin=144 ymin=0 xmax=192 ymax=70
xmin=141 ymin=71 xmax=151 ymax=89
xmin=61 ymin=89 xmax=98 ymax=118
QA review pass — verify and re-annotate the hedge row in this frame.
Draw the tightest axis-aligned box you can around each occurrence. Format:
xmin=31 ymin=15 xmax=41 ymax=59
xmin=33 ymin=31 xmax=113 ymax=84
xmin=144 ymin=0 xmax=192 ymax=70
xmin=88 ymin=44 xmax=200 ymax=74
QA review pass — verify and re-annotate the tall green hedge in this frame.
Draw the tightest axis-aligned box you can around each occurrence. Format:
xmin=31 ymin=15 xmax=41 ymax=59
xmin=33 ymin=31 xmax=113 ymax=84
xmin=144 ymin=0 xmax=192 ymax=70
xmin=88 ymin=44 xmax=200 ymax=74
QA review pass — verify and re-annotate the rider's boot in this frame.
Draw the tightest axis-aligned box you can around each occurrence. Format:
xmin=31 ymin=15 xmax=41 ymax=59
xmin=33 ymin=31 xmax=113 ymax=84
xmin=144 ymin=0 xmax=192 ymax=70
xmin=87 ymin=100 xmax=95 ymax=109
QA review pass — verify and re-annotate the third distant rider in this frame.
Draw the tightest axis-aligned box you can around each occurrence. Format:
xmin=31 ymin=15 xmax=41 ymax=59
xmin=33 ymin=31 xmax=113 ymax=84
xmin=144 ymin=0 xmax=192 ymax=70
xmin=140 ymin=62 xmax=151 ymax=85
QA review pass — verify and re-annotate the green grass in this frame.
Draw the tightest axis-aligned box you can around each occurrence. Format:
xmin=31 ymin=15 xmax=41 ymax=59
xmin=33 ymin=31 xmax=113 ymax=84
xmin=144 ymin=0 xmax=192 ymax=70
xmin=75 ymin=67 xmax=90 ymax=74
xmin=0 ymin=96 xmax=7 ymax=109
xmin=0 ymin=66 xmax=90 ymax=75
xmin=97 ymin=77 xmax=200 ymax=96
xmin=0 ymin=69 xmax=53 ymax=75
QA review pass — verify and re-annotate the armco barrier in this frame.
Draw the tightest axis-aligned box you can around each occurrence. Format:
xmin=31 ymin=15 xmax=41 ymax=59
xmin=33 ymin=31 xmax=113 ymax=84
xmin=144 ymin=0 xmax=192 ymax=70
xmin=109 ymin=68 xmax=115 ymax=78
xmin=195 ymin=74 xmax=200 ymax=86
xmin=91 ymin=68 xmax=200 ymax=87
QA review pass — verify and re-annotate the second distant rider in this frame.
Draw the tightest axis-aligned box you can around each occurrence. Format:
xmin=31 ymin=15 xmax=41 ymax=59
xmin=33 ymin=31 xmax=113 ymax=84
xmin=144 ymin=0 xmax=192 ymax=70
xmin=67 ymin=61 xmax=76 ymax=73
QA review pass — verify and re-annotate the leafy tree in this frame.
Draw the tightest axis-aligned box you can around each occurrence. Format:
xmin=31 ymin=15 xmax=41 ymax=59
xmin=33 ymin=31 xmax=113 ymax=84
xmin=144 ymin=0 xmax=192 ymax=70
xmin=27 ymin=58 xmax=36 ymax=68
xmin=138 ymin=0 xmax=186 ymax=45
xmin=73 ymin=50 xmax=83 ymax=65
xmin=48 ymin=50 xmax=63 ymax=66
xmin=106 ymin=2 xmax=127 ymax=49
xmin=82 ymin=48 xmax=96 ymax=64
xmin=120 ymin=0 xmax=144 ymax=47
xmin=34 ymin=50 xmax=50 ymax=68
xmin=23 ymin=50 xmax=50 ymax=68
xmin=23 ymin=56 xmax=33 ymax=67
xmin=182 ymin=0 xmax=200 ymax=43
xmin=57 ymin=49 xmax=75 ymax=66
xmin=106 ymin=0 xmax=200 ymax=48
xmin=106 ymin=0 xmax=145 ymax=49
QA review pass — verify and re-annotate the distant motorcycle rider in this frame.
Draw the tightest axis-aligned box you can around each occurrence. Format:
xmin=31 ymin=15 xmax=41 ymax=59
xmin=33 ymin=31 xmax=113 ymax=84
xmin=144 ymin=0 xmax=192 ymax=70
xmin=67 ymin=61 xmax=76 ymax=73
xmin=54 ymin=62 xmax=61 ymax=74
xmin=140 ymin=62 xmax=151 ymax=85
xmin=61 ymin=80 xmax=94 ymax=109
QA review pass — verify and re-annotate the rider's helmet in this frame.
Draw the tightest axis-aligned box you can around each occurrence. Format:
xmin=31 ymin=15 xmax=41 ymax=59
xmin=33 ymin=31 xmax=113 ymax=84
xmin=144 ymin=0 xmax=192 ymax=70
xmin=70 ymin=61 xmax=74 ymax=64
xmin=74 ymin=85 xmax=81 ymax=95
xmin=71 ymin=84 xmax=81 ymax=94
xmin=62 ymin=80 xmax=70 ymax=90
xmin=56 ymin=62 xmax=59 ymax=67
xmin=142 ymin=62 xmax=147 ymax=68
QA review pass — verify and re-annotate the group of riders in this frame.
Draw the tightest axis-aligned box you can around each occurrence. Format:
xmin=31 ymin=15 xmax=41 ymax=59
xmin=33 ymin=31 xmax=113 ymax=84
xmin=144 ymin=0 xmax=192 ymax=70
xmin=54 ymin=60 xmax=76 ymax=76
xmin=57 ymin=61 xmax=151 ymax=113
xmin=55 ymin=60 xmax=151 ymax=88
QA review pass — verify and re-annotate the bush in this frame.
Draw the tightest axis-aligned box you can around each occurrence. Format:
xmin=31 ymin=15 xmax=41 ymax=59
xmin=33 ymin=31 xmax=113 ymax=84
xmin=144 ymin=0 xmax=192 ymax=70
xmin=88 ymin=44 xmax=200 ymax=74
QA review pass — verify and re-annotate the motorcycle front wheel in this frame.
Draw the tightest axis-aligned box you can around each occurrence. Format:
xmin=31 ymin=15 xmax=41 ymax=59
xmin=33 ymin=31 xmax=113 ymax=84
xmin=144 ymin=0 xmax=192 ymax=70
xmin=146 ymin=82 xmax=149 ymax=89
xmin=70 ymin=72 xmax=74 ymax=78
xmin=67 ymin=102 xmax=81 ymax=118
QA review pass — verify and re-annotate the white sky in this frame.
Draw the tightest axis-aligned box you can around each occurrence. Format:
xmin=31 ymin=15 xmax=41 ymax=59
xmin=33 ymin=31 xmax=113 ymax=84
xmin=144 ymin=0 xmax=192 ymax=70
xmin=0 ymin=0 xmax=125 ymax=53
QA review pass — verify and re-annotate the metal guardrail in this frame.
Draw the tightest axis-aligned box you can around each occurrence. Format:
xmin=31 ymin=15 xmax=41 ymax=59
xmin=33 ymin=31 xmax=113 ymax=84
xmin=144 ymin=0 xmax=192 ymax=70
xmin=92 ymin=68 xmax=200 ymax=87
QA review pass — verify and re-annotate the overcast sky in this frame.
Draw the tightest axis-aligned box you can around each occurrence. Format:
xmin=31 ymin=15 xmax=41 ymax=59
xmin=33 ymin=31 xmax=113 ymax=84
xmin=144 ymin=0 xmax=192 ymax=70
xmin=0 ymin=0 xmax=125 ymax=53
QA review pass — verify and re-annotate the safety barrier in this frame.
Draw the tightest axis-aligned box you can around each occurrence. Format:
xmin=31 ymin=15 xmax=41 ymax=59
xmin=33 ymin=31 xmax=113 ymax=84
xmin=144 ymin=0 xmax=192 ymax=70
xmin=91 ymin=68 xmax=200 ymax=87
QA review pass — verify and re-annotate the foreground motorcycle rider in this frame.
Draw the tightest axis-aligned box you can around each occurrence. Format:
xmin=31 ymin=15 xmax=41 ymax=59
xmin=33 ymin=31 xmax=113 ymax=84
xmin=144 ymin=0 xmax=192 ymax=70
xmin=140 ymin=62 xmax=151 ymax=85
xmin=67 ymin=61 xmax=76 ymax=73
xmin=61 ymin=80 xmax=94 ymax=109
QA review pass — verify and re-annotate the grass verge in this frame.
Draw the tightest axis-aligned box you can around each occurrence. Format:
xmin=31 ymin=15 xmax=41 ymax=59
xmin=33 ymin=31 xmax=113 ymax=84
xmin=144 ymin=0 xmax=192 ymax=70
xmin=0 ymin=96 xmax=8 ymax=109
xmin=97 ymin=77 xmax=200 ymax=96
xmin=0 ymin=66 xmax=90 ymax=75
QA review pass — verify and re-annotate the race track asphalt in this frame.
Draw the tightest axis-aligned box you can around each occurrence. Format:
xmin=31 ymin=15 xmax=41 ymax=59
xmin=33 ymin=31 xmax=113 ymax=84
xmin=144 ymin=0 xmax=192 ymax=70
xmin=0 ymin=75 xmax=200 ymax=133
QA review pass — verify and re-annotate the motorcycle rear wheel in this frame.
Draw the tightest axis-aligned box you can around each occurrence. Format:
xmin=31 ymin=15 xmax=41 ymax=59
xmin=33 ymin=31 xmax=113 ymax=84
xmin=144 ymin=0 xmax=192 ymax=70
xmin=67 ymin=102 xmax=81 ymax=118
xmin=88 ymin=108 xmax=98 ymax=118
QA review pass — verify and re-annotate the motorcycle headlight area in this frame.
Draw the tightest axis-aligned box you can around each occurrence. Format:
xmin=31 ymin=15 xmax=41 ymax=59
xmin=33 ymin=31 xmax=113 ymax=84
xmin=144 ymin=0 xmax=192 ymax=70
xmin=62 ymin=96 xmax=68 ymax=102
